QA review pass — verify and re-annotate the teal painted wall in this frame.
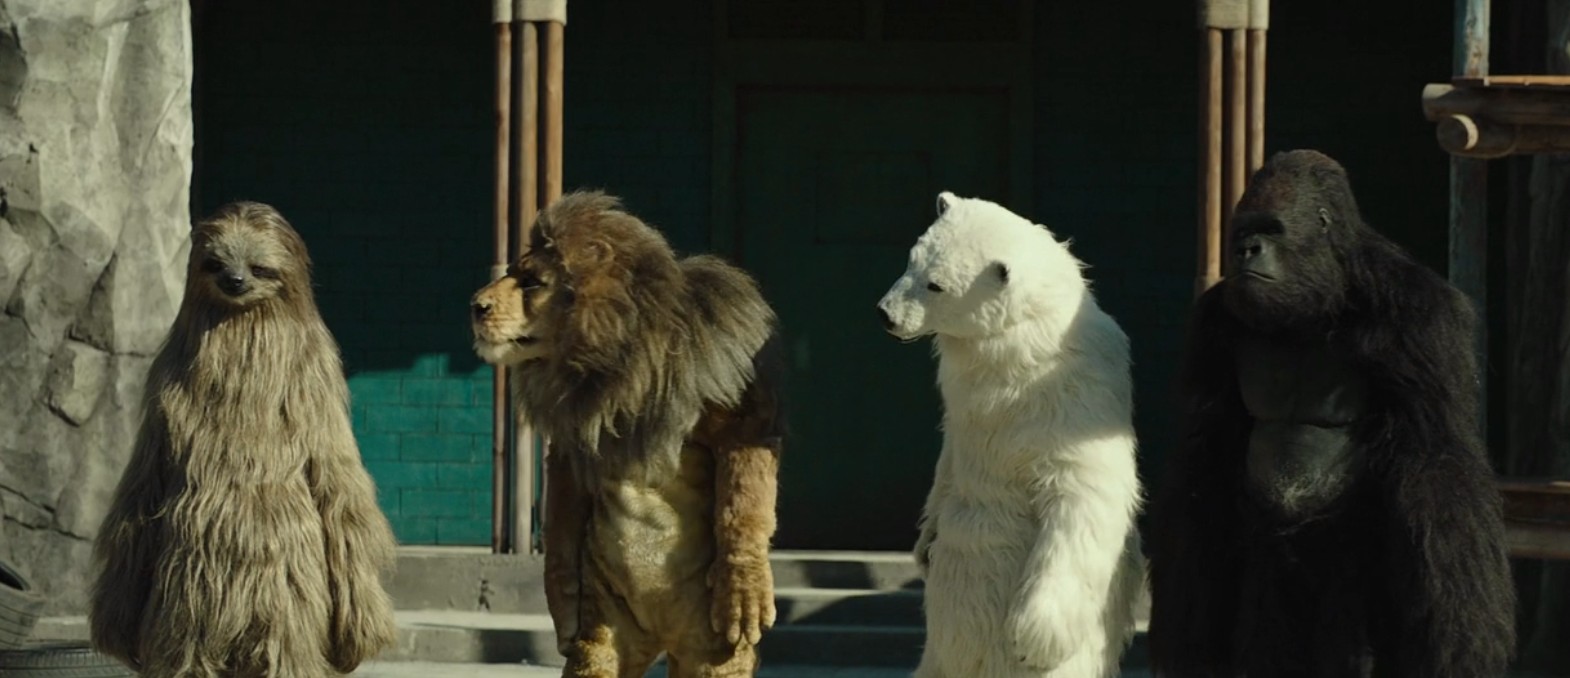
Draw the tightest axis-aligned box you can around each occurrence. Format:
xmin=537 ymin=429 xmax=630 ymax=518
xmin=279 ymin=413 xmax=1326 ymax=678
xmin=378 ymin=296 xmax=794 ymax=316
xmin=193 ymin=0 xmax=1454 ymax=546
xmin=193 ymin=1 xmax=498 ymax=544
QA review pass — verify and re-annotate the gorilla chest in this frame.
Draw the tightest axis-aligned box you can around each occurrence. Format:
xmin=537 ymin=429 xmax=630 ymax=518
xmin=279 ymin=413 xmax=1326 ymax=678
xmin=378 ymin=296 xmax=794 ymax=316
xmin=1235 ymin=337 xmax=1371 ymax=522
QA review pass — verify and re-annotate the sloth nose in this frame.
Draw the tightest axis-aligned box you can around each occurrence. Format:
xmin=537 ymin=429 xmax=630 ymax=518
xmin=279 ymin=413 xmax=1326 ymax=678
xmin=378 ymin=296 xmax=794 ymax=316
xmin=217 ymin=272 xmax=247 ymax=295
xmin=472 ymin=300 xmax=492 ymax=321
xmin=877 ymin=306 xmax=894 ymax=331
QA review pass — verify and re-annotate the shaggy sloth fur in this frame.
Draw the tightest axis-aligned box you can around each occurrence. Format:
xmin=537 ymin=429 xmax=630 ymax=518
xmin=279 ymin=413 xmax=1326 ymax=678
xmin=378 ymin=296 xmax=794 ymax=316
xmin=470 ymin=191 xmax=785 ymax=678
xmin=89 ymin=202 xmax=398 ymax=678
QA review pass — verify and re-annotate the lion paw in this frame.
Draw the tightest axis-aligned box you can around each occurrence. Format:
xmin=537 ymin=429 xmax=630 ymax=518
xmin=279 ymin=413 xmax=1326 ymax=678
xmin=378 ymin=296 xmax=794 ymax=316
xmin=708 ymin=557 xmax=776 ymax=646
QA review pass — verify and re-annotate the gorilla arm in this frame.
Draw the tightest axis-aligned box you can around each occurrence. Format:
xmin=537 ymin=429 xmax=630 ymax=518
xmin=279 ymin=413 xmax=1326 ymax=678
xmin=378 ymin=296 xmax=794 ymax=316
xmin=1007 ymin=430 xmax=1140 ymax=671
xmin=914 ymin=440 xmax=955 ymax=576
xmin=1358 ymin=277 xmax=1514 ymax=678
xmin=89 ymin=408 xmax=170 ymax=670
xmin=1146 ymin=285 xmax=1249 ymax=675
xmin=305 ymin=407 xmax=399 ymax=673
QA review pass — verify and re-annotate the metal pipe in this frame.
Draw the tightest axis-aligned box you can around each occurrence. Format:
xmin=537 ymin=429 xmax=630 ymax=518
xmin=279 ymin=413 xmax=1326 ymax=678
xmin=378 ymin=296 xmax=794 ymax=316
xmin=1247 ymin=28 xmax=1266 ymax=173
xmin=1450 ymin=0 xmax=1490 ymax=438
xmin=543 ymin=21 xmax=565 ymax=205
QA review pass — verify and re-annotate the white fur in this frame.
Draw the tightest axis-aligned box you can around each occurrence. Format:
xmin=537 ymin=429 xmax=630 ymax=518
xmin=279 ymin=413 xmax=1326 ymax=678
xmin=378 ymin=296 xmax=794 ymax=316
xmin=878 ymin=192 xmax=1145 ymax=678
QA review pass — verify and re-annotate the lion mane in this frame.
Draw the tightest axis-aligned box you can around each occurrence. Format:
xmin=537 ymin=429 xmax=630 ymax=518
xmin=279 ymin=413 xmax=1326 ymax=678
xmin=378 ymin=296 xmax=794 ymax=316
xmin=511 ymin=191 xmax=780 ymax=481
xmin=472 ymin=191 xmax=785 ymax=677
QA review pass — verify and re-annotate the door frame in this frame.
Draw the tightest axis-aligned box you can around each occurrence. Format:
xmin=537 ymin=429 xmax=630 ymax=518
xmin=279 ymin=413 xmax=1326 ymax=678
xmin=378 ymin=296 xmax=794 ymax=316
xmin=709 ymin=1 xmax=1036 ymax=259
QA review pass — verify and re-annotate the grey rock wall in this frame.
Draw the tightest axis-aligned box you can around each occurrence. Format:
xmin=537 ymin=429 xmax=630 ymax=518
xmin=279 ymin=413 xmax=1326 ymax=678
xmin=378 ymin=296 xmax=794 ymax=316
xmin=0 ymin=0 xmax=192 ymax=614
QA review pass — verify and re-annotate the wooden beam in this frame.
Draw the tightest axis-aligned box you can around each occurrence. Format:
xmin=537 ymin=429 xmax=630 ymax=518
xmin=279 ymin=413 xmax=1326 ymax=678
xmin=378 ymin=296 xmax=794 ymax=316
xmin=1424 ymin=83 xmax=1570 ymax=126
xmin=1437 ymin=113 xmax=1570 ymax=158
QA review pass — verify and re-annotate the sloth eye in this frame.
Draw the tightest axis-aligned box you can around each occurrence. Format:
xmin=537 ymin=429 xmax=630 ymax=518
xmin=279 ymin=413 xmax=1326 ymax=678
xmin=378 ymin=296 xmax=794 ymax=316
xmin=251 ymin=266 xmax=279 ymax=280
xmin=926 ymin=282 xmax=944 ymax=293
xmin=200 ymin=258 xmax=223 ymax=273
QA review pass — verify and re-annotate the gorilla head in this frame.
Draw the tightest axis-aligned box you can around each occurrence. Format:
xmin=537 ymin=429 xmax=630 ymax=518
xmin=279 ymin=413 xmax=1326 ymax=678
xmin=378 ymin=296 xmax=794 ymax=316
xmin=1223 ymin=150 xmax=1369 ymax=334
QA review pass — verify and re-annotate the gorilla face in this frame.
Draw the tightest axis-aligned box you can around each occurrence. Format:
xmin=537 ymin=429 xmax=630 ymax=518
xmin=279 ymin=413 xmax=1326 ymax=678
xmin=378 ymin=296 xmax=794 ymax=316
xmin=1223 ymin=150 xmax=1356 ymax=334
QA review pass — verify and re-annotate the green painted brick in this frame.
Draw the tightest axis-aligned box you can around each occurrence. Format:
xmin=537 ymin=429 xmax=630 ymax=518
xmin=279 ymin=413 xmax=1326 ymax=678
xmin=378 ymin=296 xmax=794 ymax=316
xmin=435 ymin=463 xmax=490 ymax=490
xmin=393 ymin=518 xmax=437 ymax=544
xmin=469 ymin=489 xmax=494 ymax=516
xmin=403 ymin=378 xmax=470 ymax=406
xmin=355 ymin=433 xmax=400 ymax=461
xmin=364 ymin=405 xmax=439 ymax=433
xmin=401 ymin=489 xmax=472 ymax=518
xmin=469 ymin=378 xmax=495 ymax=407
xmin=402 ymin=433 xmax=473 ymax=462
xmin=374 ymin=487 xmax=400 ymax=518
xmin=436 ymin=518 xmax=491 ymax=545
xmin=439 ymin=406 xmax=491 ymax=434
xmin=408 ymin=354 xmax=451 ymax=377
xmin=348 ymin=376 xmax=403 ymax=405
xmin=364 ymin=460 xmax=441 ymax=488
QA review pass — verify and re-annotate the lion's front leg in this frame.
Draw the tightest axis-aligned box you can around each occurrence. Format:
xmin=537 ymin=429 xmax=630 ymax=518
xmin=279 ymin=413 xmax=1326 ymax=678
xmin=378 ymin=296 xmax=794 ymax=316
xmin=544 ymin=445 xmax=592 ymax=654
xmin=708 ymin=443 xmax=780 ymax=647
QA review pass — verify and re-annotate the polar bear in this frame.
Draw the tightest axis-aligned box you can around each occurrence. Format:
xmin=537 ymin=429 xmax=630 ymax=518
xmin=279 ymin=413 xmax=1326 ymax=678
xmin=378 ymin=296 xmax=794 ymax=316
xmin=876 ymin=192 xmax=1145 ymax=678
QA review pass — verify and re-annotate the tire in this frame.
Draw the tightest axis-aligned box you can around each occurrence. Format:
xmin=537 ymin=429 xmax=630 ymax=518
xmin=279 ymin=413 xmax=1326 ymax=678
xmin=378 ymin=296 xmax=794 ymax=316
xmin=0 ymin=641 xmax=136 ymax=677
xmin=0 ymin=559 xmax=43 ymax=649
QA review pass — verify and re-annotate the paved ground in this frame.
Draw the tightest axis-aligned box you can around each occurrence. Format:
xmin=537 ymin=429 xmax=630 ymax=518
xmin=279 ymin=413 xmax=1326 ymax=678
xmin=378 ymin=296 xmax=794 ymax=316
xmin=351 ymin=662 xmax=1156 ymax=677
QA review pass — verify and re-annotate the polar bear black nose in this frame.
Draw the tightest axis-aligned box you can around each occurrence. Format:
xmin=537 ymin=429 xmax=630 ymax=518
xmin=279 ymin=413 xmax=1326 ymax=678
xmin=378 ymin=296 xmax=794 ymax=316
xmin=878 ymin=306 xmax=894 ymax=331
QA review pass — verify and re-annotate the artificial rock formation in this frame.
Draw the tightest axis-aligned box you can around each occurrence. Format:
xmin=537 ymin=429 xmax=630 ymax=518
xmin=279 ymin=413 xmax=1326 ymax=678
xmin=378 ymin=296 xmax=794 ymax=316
xmin=0 ymin=0 xmax=192 ymax=614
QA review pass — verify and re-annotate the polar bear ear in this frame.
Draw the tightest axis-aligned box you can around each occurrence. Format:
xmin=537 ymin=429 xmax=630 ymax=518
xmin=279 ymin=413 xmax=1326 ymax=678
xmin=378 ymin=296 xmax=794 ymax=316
xmin=936 ymin=191 xmax=957 ymax=217
xmin=992 ymin=261 xmax=1010 ymax=286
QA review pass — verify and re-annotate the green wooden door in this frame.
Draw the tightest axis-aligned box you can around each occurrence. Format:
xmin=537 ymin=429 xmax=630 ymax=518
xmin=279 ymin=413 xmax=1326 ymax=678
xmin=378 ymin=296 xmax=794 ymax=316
xmin=736 ymin=87 xmax=1012 ymax=550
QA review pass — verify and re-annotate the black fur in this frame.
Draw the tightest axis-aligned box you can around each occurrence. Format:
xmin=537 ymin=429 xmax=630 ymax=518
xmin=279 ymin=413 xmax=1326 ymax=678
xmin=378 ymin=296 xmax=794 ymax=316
xmin=1146 ymin=150 xmax=1515 ymax=678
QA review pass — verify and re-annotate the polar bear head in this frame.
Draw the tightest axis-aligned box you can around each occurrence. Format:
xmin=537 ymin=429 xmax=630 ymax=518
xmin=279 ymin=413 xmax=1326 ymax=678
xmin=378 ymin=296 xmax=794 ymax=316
xmin=876 ymin=191 xmax=1086 ymax=341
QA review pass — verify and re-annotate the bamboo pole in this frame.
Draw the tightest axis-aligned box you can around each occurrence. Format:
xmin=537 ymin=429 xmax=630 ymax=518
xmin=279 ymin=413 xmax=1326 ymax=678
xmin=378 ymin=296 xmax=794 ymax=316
xmin=490 ymin=6 xmax=513 ymax=555
xmin=1197 ymin=27 xmax=1224 ymax=295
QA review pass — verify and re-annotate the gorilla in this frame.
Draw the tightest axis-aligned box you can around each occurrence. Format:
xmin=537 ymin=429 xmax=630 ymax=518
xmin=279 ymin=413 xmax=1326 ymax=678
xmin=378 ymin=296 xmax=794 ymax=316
xmin=1146 ymin=149 xmax=1516 ymax=678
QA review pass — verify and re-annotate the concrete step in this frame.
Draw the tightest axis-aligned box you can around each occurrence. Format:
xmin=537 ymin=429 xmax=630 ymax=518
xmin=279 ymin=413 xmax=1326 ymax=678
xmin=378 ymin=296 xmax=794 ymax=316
xmin=32 ymin=612 xmax=1149 ymax=670
xmin=389 ymin=548 xmax=922 ymax=615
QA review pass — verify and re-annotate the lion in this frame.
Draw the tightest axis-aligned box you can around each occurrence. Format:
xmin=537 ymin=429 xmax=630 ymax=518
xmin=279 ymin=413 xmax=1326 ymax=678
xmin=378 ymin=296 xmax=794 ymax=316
xmin=89 ymin=202 xmax=399 ymax=678
xmin=470 ymin=191 xmax=785 ymax=678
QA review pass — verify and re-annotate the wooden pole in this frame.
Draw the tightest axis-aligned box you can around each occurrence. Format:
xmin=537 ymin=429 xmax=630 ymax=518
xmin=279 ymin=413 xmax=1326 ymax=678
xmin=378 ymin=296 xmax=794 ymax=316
xmin=1451 ymin=0 xmax=1489 ymax=438
xmin=490 ymin=11 xmax=512 ymax=555
xmin=542 ymin=21 xmax=565 ymax=205
xmin=1223 ymin=29 xmax=1247 ymax=277
xmin=1197 ymin=27 xmax=1224 ymax=295
xmin=509 ymin=19 xmax=539 ymax=556
xmin=1246 ymin=28 xmax=1266 ymax=173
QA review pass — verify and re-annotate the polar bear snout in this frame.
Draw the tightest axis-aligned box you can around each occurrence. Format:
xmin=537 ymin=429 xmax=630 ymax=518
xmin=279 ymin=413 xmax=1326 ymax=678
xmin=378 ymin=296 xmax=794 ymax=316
xmin=876 ymin=286 xmax=926 ymax=341
xmin=877 ymin=305 xmax=895 ymax=332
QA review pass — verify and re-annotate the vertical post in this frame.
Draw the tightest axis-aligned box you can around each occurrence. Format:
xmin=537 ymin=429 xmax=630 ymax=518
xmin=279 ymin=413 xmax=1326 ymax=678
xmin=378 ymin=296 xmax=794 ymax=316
xmin=1451 ymin=0 xmax=1489 ymax=435
xmin=509 ymin=14 xmax=540 ymax=556
xmin=1223 ymin=28 xmax=1248 ymax=276
xmin=542 ymin=21 xmax=566 ymax=206
xmin=1247 ymin=0 xmax=1269 ymax=174
xmin=1197 ymin=27 xmax=1224 ymax=296
xmin=490 ymin=1 xmax=513 ymax=555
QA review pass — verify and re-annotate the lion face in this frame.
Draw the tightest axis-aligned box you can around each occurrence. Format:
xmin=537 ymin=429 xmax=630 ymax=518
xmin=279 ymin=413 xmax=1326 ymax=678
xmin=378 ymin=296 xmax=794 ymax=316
xmin=471 ymin=252 xmax=559 ymax=365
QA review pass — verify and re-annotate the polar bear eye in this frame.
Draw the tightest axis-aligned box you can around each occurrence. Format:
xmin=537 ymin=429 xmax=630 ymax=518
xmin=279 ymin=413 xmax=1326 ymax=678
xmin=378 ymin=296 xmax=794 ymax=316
xmin=926 ymin=282 xmax=944 ymax=293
